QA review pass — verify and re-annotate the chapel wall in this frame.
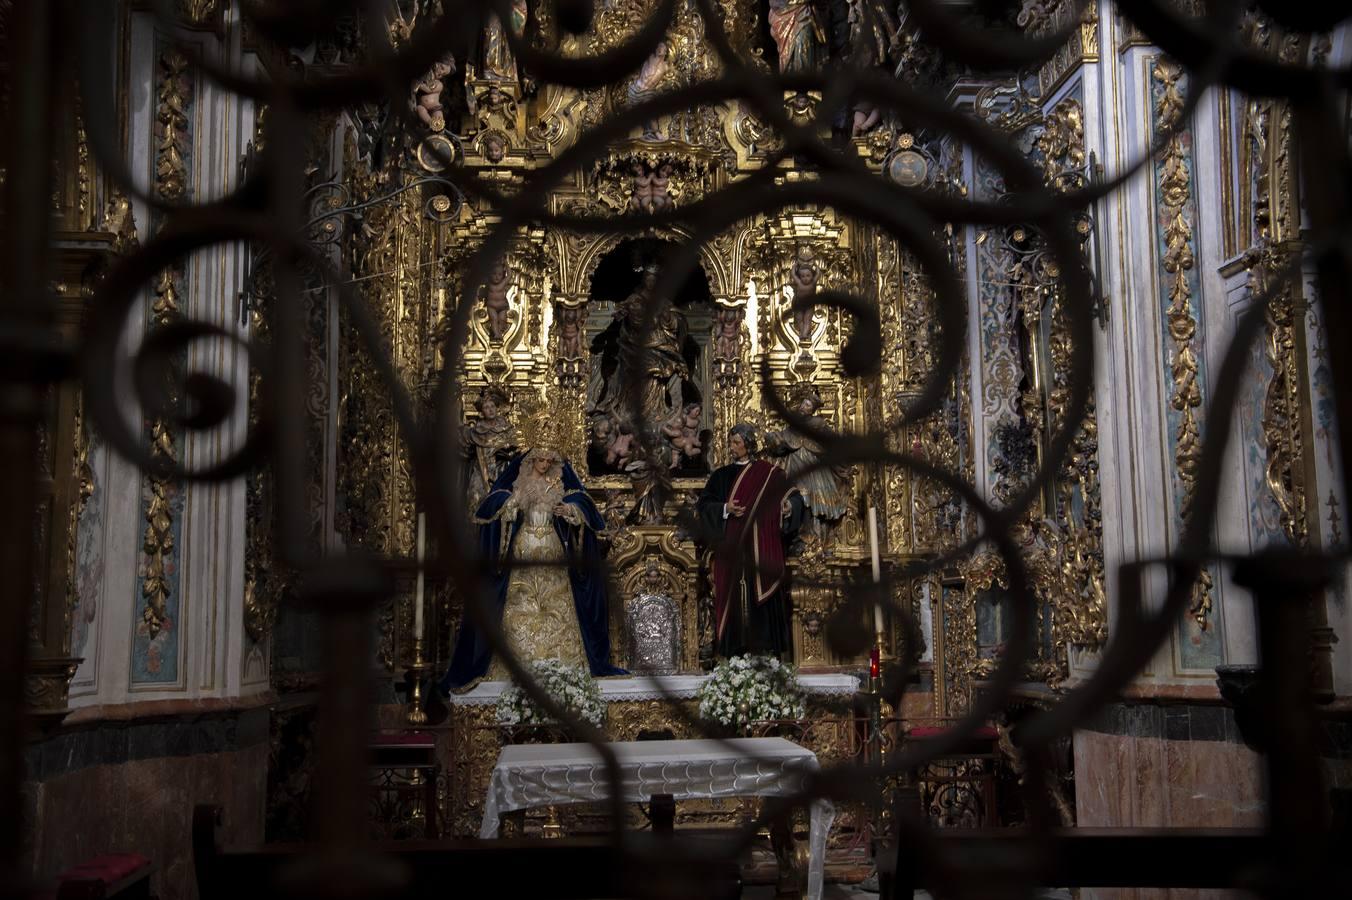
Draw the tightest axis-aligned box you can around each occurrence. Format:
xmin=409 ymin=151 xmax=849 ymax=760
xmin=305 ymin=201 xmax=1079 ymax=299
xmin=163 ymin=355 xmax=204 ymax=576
xmin=68 ymin=3 xmax=267 ymax=713
xmin=1052 ymin=1 xmax=1352 ymax=835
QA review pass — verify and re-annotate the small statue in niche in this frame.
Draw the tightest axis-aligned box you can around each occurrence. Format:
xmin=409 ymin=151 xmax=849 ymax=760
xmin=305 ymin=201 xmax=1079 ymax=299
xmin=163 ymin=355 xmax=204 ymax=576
xmin=765 ymin=382 xmax=850 ymax=536
xmin=768 ymin=0 xmax=825 ymax=74
xmin=787 ymin=246 xmax=820 ymax=343
xmin=412 ymin=53 xmax=457 ymax=132
xmin=481 ymin=0 xmax=527 ymax=83
xmin=555 ymin=303 xmax=585 ymax=359
xmin=713 ymin=306 xmax=745 ymax=361
xmin=462 ymin=385 xmax=518 ymax=512
xmin=588 ymin=257 xmax=695 ymax=427
xmin=845 ymin=0 xmax=896 ymax=136
xmin=625 ymin=41 xmax=673 ymax=138
xmin=479 ymin=258 xmax=514 ymax=342
xmin=661 ymin=402 xmax=706 ymax=470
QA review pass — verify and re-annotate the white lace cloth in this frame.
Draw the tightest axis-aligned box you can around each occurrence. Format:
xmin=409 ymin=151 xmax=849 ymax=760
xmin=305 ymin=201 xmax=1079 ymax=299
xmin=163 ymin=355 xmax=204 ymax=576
xmin=481 ymin=737 xmax=835 ymax=900
xmin=452 ymin=673 xmax=859 ymax=705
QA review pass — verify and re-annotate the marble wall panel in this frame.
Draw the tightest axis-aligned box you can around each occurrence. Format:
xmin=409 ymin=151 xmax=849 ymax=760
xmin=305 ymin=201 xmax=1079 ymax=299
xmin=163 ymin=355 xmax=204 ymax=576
xmin=1075 ymin=698 xmax=1271 ymax=900
xmin=26 ymin=746 xmax=266 ymax=900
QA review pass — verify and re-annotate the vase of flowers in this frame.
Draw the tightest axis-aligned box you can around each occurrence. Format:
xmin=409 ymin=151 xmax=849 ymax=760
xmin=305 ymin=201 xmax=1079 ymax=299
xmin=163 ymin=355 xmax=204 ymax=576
xmin=697 ymin=654 xmax=807 ymax=735
xmin=495 ymin=659 xmax=606 ymax=741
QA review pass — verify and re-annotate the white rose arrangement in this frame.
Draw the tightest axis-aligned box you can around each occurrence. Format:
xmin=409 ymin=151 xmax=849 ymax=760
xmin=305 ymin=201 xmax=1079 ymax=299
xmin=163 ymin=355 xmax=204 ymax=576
xmin=697 ymin=654 xmax=807 ymax=734
xmin=495 ymin=659 xmax=606 ymax=730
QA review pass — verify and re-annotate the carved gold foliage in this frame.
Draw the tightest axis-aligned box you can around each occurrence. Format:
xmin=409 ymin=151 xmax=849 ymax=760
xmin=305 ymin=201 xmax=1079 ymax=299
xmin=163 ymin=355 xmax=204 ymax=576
xmin=137 ymin=46 xmax=193 ymax=644
xmin=1252 ymin=250 xmax=1309 ymax=548
xmin=74 ymin=102 xmax=92 ymax=227
xmin=1036 ymin=98 xmax=1085 ymax=186
xmin=140 ymin=424 xmax=176 ymax=640
xmin=155 ymin=50 xmax=191 ymax=202
xmin=1153 ymin=57 xmax=1212 ymax=627
xmin=178 ymin=0 xmax=218 ymax=24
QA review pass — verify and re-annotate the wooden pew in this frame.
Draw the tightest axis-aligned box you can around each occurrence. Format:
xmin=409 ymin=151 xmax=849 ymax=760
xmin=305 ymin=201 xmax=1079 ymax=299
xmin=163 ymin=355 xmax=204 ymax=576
xmin=193 ymin=805 xmax=741 ymax=900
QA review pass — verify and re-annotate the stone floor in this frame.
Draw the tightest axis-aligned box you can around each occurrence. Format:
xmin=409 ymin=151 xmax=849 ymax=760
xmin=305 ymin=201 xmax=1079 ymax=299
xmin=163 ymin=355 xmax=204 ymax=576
xmin=743 ymin=887 xmax=1074 ymax=899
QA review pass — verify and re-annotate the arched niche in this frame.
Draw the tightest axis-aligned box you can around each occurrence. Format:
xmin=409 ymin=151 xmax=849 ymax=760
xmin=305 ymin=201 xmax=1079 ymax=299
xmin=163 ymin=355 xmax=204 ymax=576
xmin=582 ymin=237 xmax=717 ymax=479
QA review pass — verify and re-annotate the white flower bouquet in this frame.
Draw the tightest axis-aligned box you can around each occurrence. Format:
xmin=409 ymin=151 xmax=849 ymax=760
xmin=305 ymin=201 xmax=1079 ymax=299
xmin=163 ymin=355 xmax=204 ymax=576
xmin=697 ymin=654 xmax=807 ymax=734
xmin=495 ymin=659 xmax=607 ymax=730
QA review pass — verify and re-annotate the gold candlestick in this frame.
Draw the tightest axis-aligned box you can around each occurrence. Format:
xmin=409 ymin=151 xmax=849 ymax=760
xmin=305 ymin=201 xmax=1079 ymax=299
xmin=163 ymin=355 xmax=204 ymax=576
xmin=406 ymin=636 xmax=430 ymax=726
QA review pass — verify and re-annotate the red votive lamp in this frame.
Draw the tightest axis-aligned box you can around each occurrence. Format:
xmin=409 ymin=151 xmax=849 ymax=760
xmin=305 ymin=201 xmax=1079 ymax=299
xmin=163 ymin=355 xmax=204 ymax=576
xmin=869 ymin=646 xmax=881 ymax=680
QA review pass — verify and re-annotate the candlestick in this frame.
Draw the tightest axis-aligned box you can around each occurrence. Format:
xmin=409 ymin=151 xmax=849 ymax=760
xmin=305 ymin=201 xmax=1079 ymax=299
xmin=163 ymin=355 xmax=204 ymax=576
xmin=414 ymin=512 xmax=426 ymax=638
xmin=867 ymin=505 xmax=884 ymax=635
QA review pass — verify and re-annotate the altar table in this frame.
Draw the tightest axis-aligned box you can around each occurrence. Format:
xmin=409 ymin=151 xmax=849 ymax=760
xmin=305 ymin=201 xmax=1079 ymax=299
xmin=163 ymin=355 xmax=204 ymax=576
xmin=450 ymin=672 xmax=859 ymax=705
xmin=481 ymin=737 xmax=835 ymax=900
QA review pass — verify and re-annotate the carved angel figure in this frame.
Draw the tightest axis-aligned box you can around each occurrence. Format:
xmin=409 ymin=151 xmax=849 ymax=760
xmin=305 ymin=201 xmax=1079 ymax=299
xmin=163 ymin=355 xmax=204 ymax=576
xmin=587 ymin=413 xmax=637 ymax=474
xmin=661 ymin=402 xmax=705 ymax=469
xmin=788 ymin=247 xmax=820 ymax=343
xmin=479 ymin=259 xmax=514 ymax=342
xmin=462 ymin=385 xmax=517 ymax=512
xmin=412 ymin=54 xmax=457 ymax=131
xmin=628 ymin=161 xmax=674 ymax=213
xmin=765 ymin=383 xmax=849 ymax=535
xmin=555 ymin=303 xmax=585 ymax=360
xmin=713 ymin=306 xmax=746 ymax=361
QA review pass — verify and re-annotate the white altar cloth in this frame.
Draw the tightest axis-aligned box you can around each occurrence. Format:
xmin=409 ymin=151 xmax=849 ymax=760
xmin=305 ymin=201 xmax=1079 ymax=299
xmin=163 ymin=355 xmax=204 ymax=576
xmin=451 ymin=672 xmax=858 ymax=705
xmin=481 ymin=737 xmax=835 ymax=900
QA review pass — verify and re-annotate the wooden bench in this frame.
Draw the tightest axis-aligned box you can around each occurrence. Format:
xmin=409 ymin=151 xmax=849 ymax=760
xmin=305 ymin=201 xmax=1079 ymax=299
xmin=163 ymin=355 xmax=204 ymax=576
xmin=193 ymin=805 xmax=740 ymax=900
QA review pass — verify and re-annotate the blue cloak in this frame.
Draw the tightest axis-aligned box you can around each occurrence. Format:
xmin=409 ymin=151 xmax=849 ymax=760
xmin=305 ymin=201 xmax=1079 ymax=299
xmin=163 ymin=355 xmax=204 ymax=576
xmin=440 ymin=452 xmax=626 ymax=691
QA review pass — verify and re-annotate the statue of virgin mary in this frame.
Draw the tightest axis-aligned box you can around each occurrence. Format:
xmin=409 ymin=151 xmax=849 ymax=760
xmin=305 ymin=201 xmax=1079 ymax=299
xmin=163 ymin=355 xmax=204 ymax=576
xmin=440 ymin=432 xmax=625 ymax=690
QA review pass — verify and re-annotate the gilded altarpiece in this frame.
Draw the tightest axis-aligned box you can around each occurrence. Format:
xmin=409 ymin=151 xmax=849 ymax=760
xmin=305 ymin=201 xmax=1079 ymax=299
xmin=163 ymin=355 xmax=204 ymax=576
xmin=233 ymin=0 xmax=1124 ymax=844
xmin=328 ymin=0 xmax=937 ymax=681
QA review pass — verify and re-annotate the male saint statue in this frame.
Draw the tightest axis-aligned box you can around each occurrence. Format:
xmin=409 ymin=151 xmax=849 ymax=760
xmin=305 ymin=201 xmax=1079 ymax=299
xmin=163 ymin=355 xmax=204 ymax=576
xmin=697 ymin=423 xmax=806 ymax=659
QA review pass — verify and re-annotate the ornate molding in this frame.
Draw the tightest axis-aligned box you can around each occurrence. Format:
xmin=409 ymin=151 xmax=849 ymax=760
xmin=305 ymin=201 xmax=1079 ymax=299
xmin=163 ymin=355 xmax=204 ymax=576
xmin=1018 ymin=0 xmax=1099 ymax=99
xmin=1152 ymin=56 xmax=1213 ymax=629
xmin=137 ymin=47 xmax=193 ymax=649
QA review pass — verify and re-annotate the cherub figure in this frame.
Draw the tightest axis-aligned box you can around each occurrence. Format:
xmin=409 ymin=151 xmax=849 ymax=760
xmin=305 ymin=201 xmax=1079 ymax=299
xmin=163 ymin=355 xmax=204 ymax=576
xmin=413 ymin=54 xmax=457 ymax=131
xmin=479 ymin=259 xmax=513 ymax=341
xmin=482 ymin=131 xmax=508 ymax=164
xmin=556 ymin=303 xmax=584 ymax=359
xmin=788 ymin=247 xmax=819 ymax=342
xmin=588 ymin=413 xmax=638 ymax=473
xmin=628 ymin=161 xmax=655 ymax=212
xmin=608 ymin=419 xmax=637 ymax=468
xmin=627 ymin=161 xmax=673 ymax=213
xmin=649 ymin=162 xmax=673 ymax=210
xmin=662 ymin=402 xmax=704 ymax=469
xmin=713 ymin=306 xmax=744 ymax=361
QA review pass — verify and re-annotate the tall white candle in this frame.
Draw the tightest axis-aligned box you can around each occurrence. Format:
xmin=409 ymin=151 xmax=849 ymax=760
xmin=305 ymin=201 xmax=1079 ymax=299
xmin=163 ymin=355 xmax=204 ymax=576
xmin=414 ymin=512 xmax=426 ymax=639
xmin=867 ymin=505 xmax=884 ymax=635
